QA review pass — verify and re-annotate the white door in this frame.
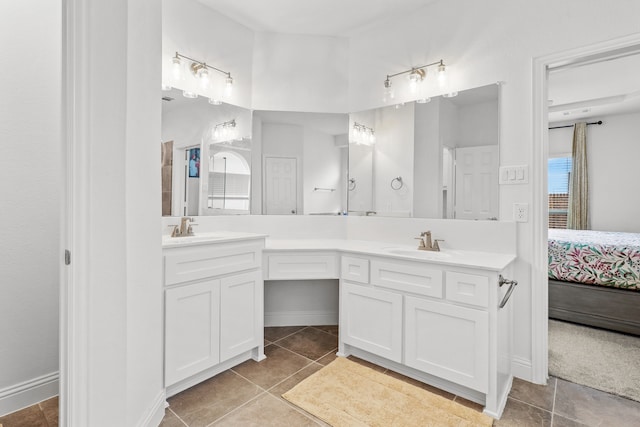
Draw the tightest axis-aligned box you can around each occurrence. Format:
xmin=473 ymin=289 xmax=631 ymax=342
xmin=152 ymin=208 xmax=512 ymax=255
xmin=405 ymin=296 xmax=489 ymax=392
xmin=340 ymin=282 xmax=403 ymax=362
xmin=455 ymin=145 xmax=498 ymax=220
xmin=219 ymin=270 xmax=261 ymax=362
xmin=165 ymin=280 xmax=220 ymax=386
xmin=264 ymin=156 xmax=297 ymax=214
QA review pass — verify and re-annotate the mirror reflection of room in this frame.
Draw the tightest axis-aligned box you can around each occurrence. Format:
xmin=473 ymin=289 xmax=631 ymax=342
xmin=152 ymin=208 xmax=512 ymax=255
xmin=349 ymin=84 xmax=499 ymax=219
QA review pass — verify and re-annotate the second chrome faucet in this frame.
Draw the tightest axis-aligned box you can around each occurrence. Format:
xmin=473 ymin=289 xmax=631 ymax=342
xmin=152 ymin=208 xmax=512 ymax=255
xmin=415 ymin=231 xmax=444 ymax=251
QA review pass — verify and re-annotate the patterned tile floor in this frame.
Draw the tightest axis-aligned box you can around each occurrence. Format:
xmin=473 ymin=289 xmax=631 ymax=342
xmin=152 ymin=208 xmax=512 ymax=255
xmin=2 ymin=326 xmax=639 ymax=426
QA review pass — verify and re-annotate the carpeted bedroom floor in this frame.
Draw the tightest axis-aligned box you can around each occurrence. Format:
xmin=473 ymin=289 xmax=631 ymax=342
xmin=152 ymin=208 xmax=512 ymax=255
xmin=549 ymin=319 xmax=640 ymax=402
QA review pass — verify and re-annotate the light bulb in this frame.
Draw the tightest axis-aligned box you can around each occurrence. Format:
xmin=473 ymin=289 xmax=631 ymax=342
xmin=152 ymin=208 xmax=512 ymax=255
xmin=408 ymin=68 xmax=425 ymax=94
xmin=383 ymin=78 xmax=394 ymax=103
xmin=437 ymin=61 xmax=447 ymax=87
xmin=225 ymin=76 xmax=233 ymax=98
xmin=171 ymin=56 xmax=183 ymax=82
xmin=198 ymin=67 xmax=210 ymax=90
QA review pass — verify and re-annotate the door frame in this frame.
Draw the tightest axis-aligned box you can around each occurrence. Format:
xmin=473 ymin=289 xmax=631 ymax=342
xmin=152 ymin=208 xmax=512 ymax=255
xmin=531 ymin=33 xmax=640 ymax=384
xmin=262 ymin=155 xmax=301 ymax=215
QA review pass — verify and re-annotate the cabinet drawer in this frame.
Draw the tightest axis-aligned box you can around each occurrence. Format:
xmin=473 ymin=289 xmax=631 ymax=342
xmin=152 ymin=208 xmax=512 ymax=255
xmin=266 ymin=252 xmax=338 ymax=280
xmin=164 ymin=242 xmax=261 ymax=286
xmin=445 ymin=272 xmax=489 ymax=308
xmin=370 ymin=259 xmax=443 ymax=298
xmin=341 ymin=256 xmax=370 ymax=284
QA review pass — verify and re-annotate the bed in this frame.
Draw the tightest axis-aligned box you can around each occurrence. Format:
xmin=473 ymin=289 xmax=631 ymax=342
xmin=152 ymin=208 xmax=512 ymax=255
xmin=548 ymin=229 xmax=640 ymax=335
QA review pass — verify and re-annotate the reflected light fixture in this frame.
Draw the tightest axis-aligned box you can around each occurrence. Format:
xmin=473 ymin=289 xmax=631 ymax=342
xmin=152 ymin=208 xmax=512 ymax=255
xmin=170 ymin=52 xmax=234 ymax=99
xmin=383 ymin=59 xmax=447 ymax=102
xmin=212 ymin=119 xmax=237 ymax=142
xmin=351 ymin=122 xmax=375 ymax=145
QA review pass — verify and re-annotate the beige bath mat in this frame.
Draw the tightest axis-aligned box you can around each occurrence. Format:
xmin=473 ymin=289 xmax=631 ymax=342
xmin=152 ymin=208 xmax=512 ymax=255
xmin=282 ymin=357 xmax=493 ymax=427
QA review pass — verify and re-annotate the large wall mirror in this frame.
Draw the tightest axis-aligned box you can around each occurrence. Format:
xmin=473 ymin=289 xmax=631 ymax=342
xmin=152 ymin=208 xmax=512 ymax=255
xmin=348 ymin=83 xmax=500 ymax=219
xmin=161 ymin=88 xmax=252 ymax=216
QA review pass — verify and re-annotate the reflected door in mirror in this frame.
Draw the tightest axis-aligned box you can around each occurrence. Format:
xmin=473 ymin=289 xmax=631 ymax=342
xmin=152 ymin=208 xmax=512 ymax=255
xmin=264 ymin=157 xmax=297 ymax=214
xmin=454 ymin=146 xmax=498 ymax=220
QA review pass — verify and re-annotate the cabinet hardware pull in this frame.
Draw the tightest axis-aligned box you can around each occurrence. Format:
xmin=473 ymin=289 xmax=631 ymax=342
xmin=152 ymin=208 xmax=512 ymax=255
xmin=498 ymin=275 xmax=518 ymax=309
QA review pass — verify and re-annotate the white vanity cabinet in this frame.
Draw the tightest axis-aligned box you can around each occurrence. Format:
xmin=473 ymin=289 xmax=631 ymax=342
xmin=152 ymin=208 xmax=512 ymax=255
xmin=338 ymin=254 xmax=514 ymax=418
xmin=163 ymin=237 xmax=265 ymax=396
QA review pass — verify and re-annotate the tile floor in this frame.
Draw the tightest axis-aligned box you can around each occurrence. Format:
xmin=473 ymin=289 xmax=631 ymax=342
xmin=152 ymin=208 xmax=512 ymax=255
xmin=2 ymin=326 xmax=640 ymax=426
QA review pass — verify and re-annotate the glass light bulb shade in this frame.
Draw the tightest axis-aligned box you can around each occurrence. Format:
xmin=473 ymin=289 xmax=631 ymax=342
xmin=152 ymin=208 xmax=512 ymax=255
xmin=208 ymin=98 xmax=222 ymax=105
xmin=437 ymin=64 xmax=447 ymax=87
xmin=171 ymin=57 xmax=183 ymax=81
xmin=198 ymin=68 xmax=210 ymax=89
xmin=182 ymin=91 xmax=197 ymax=98
xmin=383 ymin=86 xmax=394 ymax=103
xmin=224 ymin=76 xmax=233 ymax=98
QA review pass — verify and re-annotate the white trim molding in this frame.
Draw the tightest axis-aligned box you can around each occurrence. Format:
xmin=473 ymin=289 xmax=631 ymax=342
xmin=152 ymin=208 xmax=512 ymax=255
xmin=531 ymin=33 xmax=640 ymax=385
xmin=0 ymin=373 xmax=59 ymax=417
xmin=136 ymin=390 xmax=166 ymax=427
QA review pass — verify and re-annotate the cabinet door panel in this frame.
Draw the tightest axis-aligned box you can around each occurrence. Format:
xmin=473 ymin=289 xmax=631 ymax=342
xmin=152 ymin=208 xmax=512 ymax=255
xmin=405 ymin=296 xmax=488 ymax=392
xmin=220 ymin=270 xmax=261 ymax=362
xmin=340 ymin=282 xmax=402 ymax=362
xmin=165 ymin=280 xmax=220 ymax=386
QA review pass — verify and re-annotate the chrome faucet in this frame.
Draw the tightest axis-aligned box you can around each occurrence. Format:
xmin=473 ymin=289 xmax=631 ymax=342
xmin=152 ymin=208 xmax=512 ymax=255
xmin=170 ymin=217 xmax=197 ymax=237
xmin=415 ymin=231 xmax=444 ymax=251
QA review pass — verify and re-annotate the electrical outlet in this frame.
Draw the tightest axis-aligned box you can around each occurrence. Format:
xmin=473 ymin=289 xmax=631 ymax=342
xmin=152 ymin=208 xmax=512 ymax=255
xmin=513 ymin=203 xmax=529 ymax=222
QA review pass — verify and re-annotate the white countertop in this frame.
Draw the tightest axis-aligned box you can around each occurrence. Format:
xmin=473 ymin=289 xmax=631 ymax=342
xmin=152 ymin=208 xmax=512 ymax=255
xmin=266 ymin=238 xmax=515 ymax=271
xmin=161 ymin=231 xmax=268 ymax=248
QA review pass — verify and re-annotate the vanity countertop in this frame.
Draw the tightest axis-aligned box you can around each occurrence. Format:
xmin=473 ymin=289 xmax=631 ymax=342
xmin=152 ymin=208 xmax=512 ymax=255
xmin=265 ymin=238 xmax=515 ymax=272
xmin=161 ymin=231 xmax=268 ymax=248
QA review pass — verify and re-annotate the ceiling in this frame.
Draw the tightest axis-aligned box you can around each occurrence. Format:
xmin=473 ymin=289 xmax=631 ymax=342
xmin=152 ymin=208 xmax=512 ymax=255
xmin=196 ymin=0 xmax=438 ymax=37
xmin=548 ymin=49 xmax=640 ymax=123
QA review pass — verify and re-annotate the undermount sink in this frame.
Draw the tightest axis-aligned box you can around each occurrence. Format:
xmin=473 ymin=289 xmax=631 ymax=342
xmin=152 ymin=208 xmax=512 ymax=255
xmin=385 ymin=248 xmax=453 ymax=259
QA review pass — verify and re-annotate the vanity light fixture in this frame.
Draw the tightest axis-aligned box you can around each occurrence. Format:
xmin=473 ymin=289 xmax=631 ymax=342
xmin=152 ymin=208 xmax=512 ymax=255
xmin=383 ymin=59 xmax=447 ymax=102
xmin=171 ymin=52 xmax=234 ymax=99
xmin=351 ymin=122 xmax=375 ymax=145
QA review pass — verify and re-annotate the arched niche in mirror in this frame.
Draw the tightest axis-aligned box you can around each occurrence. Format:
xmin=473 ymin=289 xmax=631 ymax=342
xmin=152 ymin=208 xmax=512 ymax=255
xmin=348 ymin=83 xmax=500 ymax=219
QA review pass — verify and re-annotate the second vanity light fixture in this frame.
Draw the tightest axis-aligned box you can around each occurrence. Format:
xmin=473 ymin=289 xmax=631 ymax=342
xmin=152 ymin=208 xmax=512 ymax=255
xmin=351 ymin=122 xmax=376 ymax=145
xmin=170 ymin=51 xmax=234 ymax=103
xmin=383 ymin=59 xmax=447 ymax=103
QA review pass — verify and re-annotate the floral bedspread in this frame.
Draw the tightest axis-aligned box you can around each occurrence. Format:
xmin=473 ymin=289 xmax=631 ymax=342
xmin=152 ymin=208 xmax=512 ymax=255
xmin=548 ymin=229 xmax=640 ymax=290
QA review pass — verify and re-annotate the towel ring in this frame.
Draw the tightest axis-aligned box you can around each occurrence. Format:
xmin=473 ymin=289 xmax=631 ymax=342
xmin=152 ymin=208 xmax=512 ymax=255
xmin=349 ymin=178 xmax=357 ymax=191
xmin=390 ymin=176 xmax=403 ymax=190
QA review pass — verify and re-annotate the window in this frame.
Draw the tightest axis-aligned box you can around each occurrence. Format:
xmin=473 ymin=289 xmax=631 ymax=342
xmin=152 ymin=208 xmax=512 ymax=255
xmin=548 ymin=157 xmax=572 ymax=229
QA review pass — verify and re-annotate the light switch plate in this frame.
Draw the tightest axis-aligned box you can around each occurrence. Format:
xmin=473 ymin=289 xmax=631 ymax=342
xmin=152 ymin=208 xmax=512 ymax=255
xmin=499 ymin=165 xmax=529 ymax=185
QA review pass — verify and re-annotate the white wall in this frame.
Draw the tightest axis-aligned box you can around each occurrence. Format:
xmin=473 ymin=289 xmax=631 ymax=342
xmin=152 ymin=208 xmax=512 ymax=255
xmin=549 ymin=112 xmax=640 ymax=232
xmin=252 ymin=32 xmax=349 ymax=113
xmin=457 ymin=99 xmax=499 ymax=147
xmin=0 ymin=1 xmax=61 ymax=415
xmin=374 ymin=104 xmax=415 ymax=216
xmin=303 ymin=128 xmax=343 ymax=214
xmin=162 ymin=0 xmax=254 ymax=108
xmin=414 ymin=99 xmax=443 ymax=218
xmin=348 ymin=0 xmax=640 ymax=379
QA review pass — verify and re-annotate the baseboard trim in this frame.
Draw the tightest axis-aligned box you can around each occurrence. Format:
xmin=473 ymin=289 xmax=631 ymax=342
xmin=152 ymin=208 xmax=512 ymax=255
xmin=137 ymin=390 xmax=166 ymax=427
xmin=0 ymin=372 xmax=59 ymax=417
xmin=512 ymin=356 xmax=534 ymax=383
xmin=265 ymin=310 xmax=338 ymax=327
